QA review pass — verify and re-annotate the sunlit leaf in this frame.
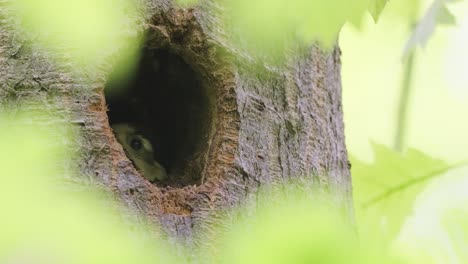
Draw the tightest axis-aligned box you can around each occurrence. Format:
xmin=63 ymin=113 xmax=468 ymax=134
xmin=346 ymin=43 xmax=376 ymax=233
xmin=394 ymin=165 xmax=468 ymax=263
xmin=403 ymin=0 xmax=460 ymax=57
xmin=443 ymin=209 xmax=468 ymax=262
xmin=369 ymin=0 xmax=390 ymax=21
xmin=12 ymin=0 xmax=142 ymax=71
xmin=0 ymin=113 xmax=178 ymax=264
xmin=221 ymin=0 xmax=369 ymax=63
xmin=437 ymin=5 xmax=457 ymax=24
xmin=214 ymin=192 xmax=379 ymax=264
xmin=352 ymin=143 xmax=450 ymax=244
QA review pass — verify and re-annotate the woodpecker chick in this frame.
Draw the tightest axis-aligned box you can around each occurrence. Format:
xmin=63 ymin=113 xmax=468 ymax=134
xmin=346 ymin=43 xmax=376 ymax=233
xmin=112 ymin=123 xmax=167 ymax=182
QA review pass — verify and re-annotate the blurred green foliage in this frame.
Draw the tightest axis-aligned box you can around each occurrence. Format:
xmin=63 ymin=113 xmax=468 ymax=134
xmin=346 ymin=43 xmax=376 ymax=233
xmin=341 ymin=0 xmax=468 ymax=162
xmin=344 ymin=0 xmax=468 ymax=263
xmin=1 ymin=113 xmax=467 ymax=263
xmin=352 ymin=144 xmax=449 ymax=244
xmin=392 ymin=165 xmax=468 ymax=263
xmin=178 ymin=0 xmax=403 ymax=62
xmin=352 ymin=145 xmax=468 ymax=264
xmin=0 ymin=113 xmax=177 ymax=264
xmin=215 ymin=199 xmax=375 ymax=264
xmin=403 ymin=0 xmax=460 ymax=57
xmin=12 ymin=0 xmax=143 ymax=73
xmin=369 ymin=0 xmax=390 ymax=21
xmin=224 ymin=0 xmax=367 ymax=52
xmin=5 ymin=0 xmax=468 ymax=263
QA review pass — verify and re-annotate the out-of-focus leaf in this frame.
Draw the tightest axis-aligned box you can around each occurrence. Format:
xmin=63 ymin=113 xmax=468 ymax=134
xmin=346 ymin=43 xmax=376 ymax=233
xmin=369 ymin=0 xmax=390 ymax=21
xmin=0 ymin=113 xmax=179 ymax=264
xmin=443 ymin=209 xmax=468 ymax=262
xmin=222 ymin=0 xmax=370 ymax=62
xmin=352 ymin=143 xmax=449 ymax=244
xmin=403 ymin=0 xmax=460 ymax=57
xmin=394 ymin=165 xmax=468 ymax=263
xmin=437 ymin=5 xmax=457 ymax=24
xmin=12 ymin=0 xmax=142 ymax=71
xmin=214 ymin=193 xmax=380 ymax=264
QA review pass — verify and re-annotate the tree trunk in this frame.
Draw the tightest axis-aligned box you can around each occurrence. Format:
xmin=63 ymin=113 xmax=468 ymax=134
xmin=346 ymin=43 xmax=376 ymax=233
xmin=0 ymin=0 xmax=351 ymax=248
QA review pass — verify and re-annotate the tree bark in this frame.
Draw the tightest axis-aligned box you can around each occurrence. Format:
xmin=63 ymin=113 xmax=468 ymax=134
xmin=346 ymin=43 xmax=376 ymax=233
xmin=0 ymin=0 xmax=351 ymax=249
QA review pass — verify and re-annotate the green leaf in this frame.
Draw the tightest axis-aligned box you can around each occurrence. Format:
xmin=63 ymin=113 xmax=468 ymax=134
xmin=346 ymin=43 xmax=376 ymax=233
xmin=437 ymin=5 xmax=456 ymax=24
xmin=13 ymin=0 xmax=143 ymax=70
xmin=214 ymin=195 xmax=380 ymax=264
xmin=369 ymin=0 xmax=390 ymax=22
xmin=443 ymin=209 xmax=468 ymax=262
xmin=0 ymin=113 xmax=179 ymax=264
xmin=403 ymin=0 xmax=459 ymax=57
xmin=393 ymin=166 xmax=468 ymax=263
xmin=352 ymin=143 xmax=449 ymax=244
xmin=221 ymin=0 xmax=370 ymax=63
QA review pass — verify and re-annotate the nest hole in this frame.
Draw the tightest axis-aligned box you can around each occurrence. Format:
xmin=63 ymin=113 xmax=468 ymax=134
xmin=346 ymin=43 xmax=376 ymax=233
xmin=105 ymin=48 xmax=211 ymax=187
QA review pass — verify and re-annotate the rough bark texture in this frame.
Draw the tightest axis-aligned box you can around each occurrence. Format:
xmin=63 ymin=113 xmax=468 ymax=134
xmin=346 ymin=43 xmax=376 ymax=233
xmin=0 ymin=0 xmax=351 ymax=249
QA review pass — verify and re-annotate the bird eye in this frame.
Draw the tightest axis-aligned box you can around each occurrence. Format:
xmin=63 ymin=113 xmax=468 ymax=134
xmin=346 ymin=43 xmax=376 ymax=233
xmin=130 ymin=138 xmax=143 ymax=150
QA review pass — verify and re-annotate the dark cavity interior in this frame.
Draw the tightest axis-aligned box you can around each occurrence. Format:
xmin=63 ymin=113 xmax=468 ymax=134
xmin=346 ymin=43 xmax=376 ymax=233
xmin=105 ymin=48 xmax=210 ymax=187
